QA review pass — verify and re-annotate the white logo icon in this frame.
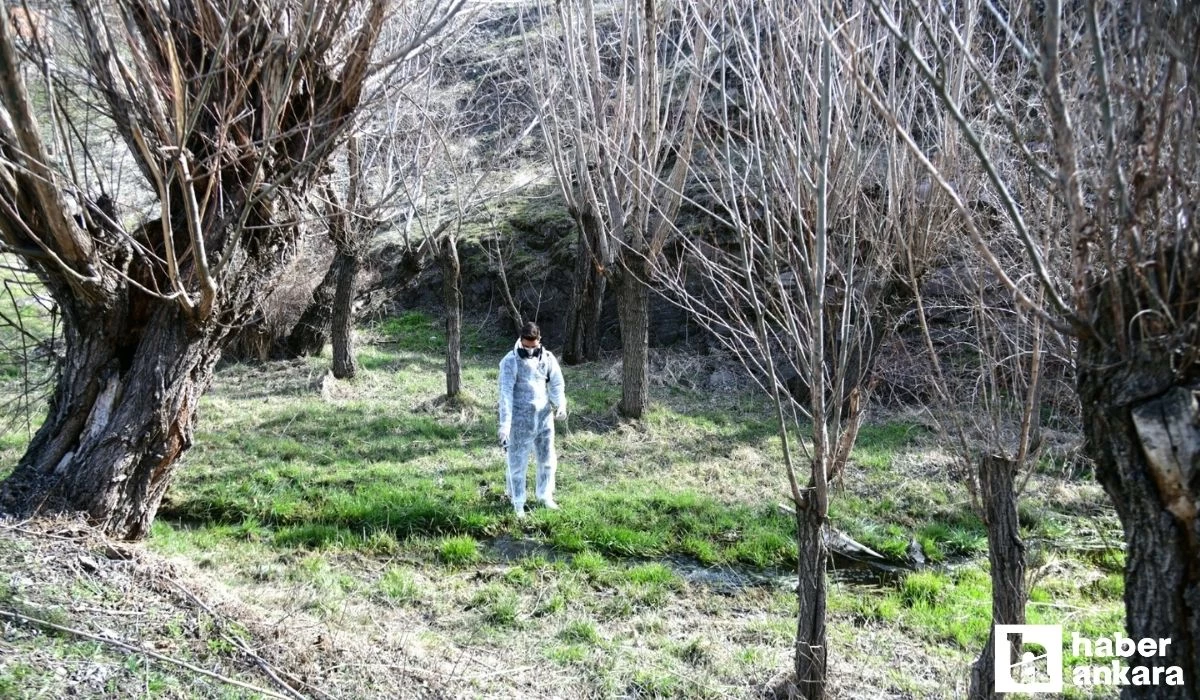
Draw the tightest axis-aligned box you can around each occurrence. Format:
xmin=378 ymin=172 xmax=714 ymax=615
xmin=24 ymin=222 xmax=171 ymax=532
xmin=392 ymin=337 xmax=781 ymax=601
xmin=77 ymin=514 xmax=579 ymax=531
xmin=995 ymin=624 xmax=1064 ymax=693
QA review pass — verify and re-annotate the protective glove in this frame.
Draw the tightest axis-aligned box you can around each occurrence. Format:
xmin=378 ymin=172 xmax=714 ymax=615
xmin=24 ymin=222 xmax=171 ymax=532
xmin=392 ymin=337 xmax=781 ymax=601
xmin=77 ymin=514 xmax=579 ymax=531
xmin=555 ymin=404 xmax=567 ymax=420
xmin=498 ymin=428 xmax=509 ymax=449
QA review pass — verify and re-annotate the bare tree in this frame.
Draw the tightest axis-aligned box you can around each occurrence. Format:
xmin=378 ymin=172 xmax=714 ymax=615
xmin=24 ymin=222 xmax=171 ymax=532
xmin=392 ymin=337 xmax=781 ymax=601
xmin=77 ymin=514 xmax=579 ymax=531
xmin=840 ymin=4 xmax=1069 ymax=694
xmin=520 ymin=0 xmax=709 ymax=417
xmin=908 ymin=264 xmax=1058 ymax=699
xmin=0 ymin=0 xmax=461 ymax=539
xmin=285 ymin=4 xmax=466 ymax=366
xmin=650 ymin=2 xmax=936 ymax=695
xmin=856 ymin=0 xmax=1200 ymax=694
xmin=350 ymin=17 xmax=535 ymax=402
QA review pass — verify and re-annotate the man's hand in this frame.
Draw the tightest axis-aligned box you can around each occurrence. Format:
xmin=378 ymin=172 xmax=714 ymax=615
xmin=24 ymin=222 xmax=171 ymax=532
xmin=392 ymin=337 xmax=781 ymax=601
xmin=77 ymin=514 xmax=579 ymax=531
xmin=555 ymin=404 xmax=567 ymax=420
xmin=498 ymin=428 xmax=509 ymax=448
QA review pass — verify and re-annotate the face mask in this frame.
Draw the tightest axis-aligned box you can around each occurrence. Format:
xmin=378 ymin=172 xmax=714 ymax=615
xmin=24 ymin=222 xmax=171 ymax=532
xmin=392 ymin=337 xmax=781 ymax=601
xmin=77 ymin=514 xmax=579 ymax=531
xmin=518 ymin=345 xmax=542 ymax=359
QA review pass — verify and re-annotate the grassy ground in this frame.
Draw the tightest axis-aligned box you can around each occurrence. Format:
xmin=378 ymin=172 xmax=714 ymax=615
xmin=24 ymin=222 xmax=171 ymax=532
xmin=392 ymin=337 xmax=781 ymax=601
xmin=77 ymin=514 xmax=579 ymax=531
xmin=1 ymin=311 xmax=1124 ymax=698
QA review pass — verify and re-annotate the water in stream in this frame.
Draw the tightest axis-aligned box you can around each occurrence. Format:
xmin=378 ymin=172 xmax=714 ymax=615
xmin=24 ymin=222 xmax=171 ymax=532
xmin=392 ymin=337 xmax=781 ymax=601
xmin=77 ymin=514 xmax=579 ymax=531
xmin=486 ymin=535 xmax=935 ymax=594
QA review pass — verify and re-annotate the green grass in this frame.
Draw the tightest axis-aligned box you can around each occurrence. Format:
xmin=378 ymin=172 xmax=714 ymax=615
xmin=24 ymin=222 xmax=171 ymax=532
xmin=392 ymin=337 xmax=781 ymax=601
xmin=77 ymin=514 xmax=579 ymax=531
xmin=851 ymin=422 xmax=926 ymax=470
xmin=371 ymin=311 xmax=487 ymax=355
xmin=469 ymin=583 xmax=520 ymax=627
xmin=378 ymin=566 xmax=420 ymax=603
xmin=439 ymin=535 xmax=481 ymax=565
xmin=625 ymin=562 xmax=678 ymax=586
xmin=547 ymin=643 xmax=589 ymax=664
xmin=0 ymin=308 xmax=1128 ymax=698
xmin=900 ymin=570 xmax=947 ymax=607
xmin=133 ymin=311 xmax=1005 ymax=585
xmin=570 ymin=551 xmax=609 ymax=581
xmin=629 ymin=669 xmax=680 ymax=698
xmin=153 ymin=322 xmax=804 ymax=570
xmin=559 ymin=619 xmax=602 ymax=645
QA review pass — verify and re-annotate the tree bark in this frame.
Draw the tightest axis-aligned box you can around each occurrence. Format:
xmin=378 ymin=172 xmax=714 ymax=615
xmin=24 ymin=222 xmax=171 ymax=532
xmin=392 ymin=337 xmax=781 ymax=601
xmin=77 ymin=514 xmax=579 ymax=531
xmin=1069 ymin=264 xmax=1200 ymax=698
xmin=329 ymin=134 xmax=362 ymax=381
xmin=285 ymin=256 xmax=339 ymax=358
xmin=441 ymin=234 xmax=462 ymax=399
xmin=563 ymin=209 xmax=605 ymax=365
xmin=330 ymin=250 xmax=359 ymax=379
xmin=969 ymin=454 xmax=1026 ymax=700
xmin=794 ymin=503 xmax=828 ymax=700
xmin=1079 ymin=370 xmax=1200 ymax=698
xmin=0 ymin=303 xmax=224 ymax=539
xmin=614 ymin=253 xmax=649 ymax=419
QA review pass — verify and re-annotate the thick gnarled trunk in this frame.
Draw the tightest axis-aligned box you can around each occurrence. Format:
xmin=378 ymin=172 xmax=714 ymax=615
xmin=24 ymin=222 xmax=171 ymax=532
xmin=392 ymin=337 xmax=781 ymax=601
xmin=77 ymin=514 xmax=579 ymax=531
xmin=0 ymin=304 xmax=223 ymax=539
xmin=1075 ymin=268 xmax=1200 ymax=699
xmin=0 ymin=0 xmax=419 ymax=543
xmin=614 ymin=254 xmax=649 ymax=419
xmin=1081 ymin=376 xmax=1200 ymax=699
xmin=969 ymin=454 xmax=1026 ymax=700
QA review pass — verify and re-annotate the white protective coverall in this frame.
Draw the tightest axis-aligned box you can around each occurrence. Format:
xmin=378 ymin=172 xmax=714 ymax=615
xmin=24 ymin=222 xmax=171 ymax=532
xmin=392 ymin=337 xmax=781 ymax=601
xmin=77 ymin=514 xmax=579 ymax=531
xmin=498 ymin=340 xmax=566 ymax=512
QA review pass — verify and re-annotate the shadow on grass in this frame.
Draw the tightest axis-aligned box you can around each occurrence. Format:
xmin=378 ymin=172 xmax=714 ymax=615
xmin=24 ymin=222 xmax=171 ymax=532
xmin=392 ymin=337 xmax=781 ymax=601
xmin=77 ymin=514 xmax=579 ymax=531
xmin=158 ymin=313 xmax=949 ymax=577
xmin=162 ymin=455 xmax=807 ymax=571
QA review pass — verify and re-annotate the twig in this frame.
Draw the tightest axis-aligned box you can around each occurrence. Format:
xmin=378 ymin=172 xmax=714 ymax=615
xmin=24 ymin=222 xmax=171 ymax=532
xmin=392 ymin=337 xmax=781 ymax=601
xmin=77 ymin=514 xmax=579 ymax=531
xmin=166 ymin=578 xmax=331 ymax=700
xmin=0 ymin=520 xmax=85 ymax=541
xmin=473 ymin=665 xmax=536 ymax=680
xmin=0 ymin=609 xmax=293 ymax=700
xmin=69 ymin=606 xmax=148 ymax=617
xmin=490 ymin=231 xmax=523 ymax=333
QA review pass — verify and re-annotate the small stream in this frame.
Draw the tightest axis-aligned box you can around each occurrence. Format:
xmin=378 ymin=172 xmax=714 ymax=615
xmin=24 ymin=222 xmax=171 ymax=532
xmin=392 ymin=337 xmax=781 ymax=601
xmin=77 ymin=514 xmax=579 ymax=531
xmin=485 ymin=535 xmax=948 ymax=593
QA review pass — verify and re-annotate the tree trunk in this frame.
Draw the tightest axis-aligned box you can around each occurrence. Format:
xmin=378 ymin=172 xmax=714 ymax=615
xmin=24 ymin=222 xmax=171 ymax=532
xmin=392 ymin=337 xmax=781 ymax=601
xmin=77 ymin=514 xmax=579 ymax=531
xmin=614 ymin=254 xmax=649 ymax=419
xmin=563 ymin=210 xmax=606 ymax=365
xmin=0 ymin=304 xmax=223 ymax=540
xmin=1080 ymin=376 xmax=1200 ymax=698
xmin=330 ymin=250 xmax=359 ymax=379
xmin=969 ymin=454 xmax=1026 ymax=700
xmin=1076 ymin=273 xmax=1200 ymax=699
xmin=285 ymin=256 xmax=339 ymax=358
xmin=794 ymin=503 xmax=828 ymax=699
xmin=442 ymin=234 xmax=462 ymax=399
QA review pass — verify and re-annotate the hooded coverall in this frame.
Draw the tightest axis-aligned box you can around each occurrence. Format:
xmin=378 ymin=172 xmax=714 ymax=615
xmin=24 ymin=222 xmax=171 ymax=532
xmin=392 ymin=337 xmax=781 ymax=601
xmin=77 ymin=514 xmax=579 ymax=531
xmin=498 ymin=340 xmax=566 ymax=511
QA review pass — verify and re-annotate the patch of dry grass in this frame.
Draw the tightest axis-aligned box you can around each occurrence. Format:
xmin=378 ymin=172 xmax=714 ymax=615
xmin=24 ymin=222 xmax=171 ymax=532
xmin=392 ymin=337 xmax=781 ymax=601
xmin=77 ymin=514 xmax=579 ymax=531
xmin=0 ymin=517 xmax=448 ymax=699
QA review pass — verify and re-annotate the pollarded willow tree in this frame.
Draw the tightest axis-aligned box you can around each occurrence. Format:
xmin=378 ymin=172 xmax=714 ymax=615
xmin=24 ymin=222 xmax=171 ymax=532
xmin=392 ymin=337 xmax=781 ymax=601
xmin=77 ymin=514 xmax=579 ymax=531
xmin=351 ymin=29 xmax=541 ymax=401
xmin=520 ymin=0 xmax=709 ymax=416
xmin=857 ymin=0 xmax=1200 ymax=694
xmin=651 ymin=2 xmax=939 ymax=696
xmin=907 ymin=265 xmax=1062 ymax=698
xmin=285 ymin=4 xmax=466 ymax=369
xmin=0 ymin=0 xmax=462 ymax=539
xmin=846 ymin=4 xmax=1073 ymax=695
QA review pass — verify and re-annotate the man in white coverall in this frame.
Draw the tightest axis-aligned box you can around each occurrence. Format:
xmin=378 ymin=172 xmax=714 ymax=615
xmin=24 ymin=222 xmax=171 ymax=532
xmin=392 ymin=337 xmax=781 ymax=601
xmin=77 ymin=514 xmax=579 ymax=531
xmin=497 ymin=321 xmax=566 ymax=518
